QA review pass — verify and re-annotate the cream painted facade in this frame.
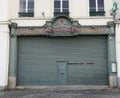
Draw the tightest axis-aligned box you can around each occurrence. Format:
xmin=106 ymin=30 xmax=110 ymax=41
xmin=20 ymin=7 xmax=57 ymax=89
xmin=0 ymin=26 xmax=9 ymax=90
xmin=116 ymin=23 xmax=120 ymax=87
xmin=9 ymin=0 xmax=113 ymax=19
xmin=8 ymin=0 xmax=113 ymax=26
xmin=115 ymin=0 xmax=120 ymax=88
xmin=0 ymin=0 xmax=9 ymax=90
xmin=1 ymin=0 xmax=120 ymax=90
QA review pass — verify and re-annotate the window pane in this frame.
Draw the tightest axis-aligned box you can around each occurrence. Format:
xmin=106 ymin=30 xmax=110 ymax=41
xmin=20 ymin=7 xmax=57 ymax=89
xmin=54 ymin=9 xmax=61 ymax=12
xmin=54 ymin=1 xmax=60 ymax=8
xmin=54 ymin=0 xmax=69 ymax=13
xmin=90 ymin=0 xmax=96 ymax=11
xmin=62 ymin=1 xmax=68 ymax=8
xmin=54 ymin=0 xmax=60 ymax=12
xmin=62 ymin=0 xmax=69 ymax=12
xmin=20 ymin=0 xmax=26 ymax=12
xmin=28 ymin=0 xmax=34 ymax=12
xmin=98 ymin=0 xmax=104 ymax=11
xmin=63 ymin=8 xmax=69 ymax=12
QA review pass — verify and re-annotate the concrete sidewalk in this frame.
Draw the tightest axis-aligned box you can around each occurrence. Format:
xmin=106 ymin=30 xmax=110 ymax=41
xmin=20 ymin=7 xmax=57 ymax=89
xmin=0 ymin=88 xmax=120 ymax=98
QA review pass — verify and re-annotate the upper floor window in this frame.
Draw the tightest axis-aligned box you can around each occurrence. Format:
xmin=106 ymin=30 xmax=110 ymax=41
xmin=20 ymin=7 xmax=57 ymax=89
xmin=89 ymin=0 xmax=105 ymax=16
xmin=54 ymin=0 xmax=69 ymax=16
xmin=19 ymin=0 xmax=34 ymax=17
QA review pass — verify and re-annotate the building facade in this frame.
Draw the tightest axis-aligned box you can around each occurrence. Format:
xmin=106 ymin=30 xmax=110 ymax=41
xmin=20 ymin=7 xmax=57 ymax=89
xmin=114 ymin=0 xmax=120 ymax=88
xmin=116 ymin=22 xmax=120 ymax=88
xmin=0 ymin=0 xmax=119 ymax=90
xmin=0 ymin=0 xmax=9 ymax=90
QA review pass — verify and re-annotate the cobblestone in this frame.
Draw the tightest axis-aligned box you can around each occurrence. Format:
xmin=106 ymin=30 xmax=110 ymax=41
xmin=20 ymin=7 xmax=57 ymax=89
xmin=0 ymin=88 xmax=120 ymax=98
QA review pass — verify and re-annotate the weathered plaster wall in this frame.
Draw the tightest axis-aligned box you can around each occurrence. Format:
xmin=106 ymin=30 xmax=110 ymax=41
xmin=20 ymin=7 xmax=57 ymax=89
xmin=0 ymin=0 xmax=9 ymax=90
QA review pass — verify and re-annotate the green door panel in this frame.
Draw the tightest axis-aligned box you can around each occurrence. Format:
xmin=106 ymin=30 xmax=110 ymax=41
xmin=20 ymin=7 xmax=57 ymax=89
xmin=57 ymin=61 xmax=68 ymax=85
xmin=17 ymin=36 xmax=108 ymax=86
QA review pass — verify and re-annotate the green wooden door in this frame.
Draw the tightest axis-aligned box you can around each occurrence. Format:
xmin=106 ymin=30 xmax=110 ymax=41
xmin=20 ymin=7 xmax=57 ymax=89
xmin=17 ymin=36 xmax=108 ymax=86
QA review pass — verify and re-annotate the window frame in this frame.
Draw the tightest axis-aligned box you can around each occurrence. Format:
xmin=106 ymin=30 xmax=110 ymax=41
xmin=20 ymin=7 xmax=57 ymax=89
xmin=19 ymin=0 xmax=34 ymax=17
xmin=54 ymin=0 xmax=69 ymax=16
xmin=89 ymin=0 xmax=105 ymax=16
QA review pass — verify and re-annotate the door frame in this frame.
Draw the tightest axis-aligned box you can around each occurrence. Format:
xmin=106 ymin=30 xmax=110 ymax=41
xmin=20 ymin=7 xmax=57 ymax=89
xmin=8 ymin=16 xmax=117 ymax=89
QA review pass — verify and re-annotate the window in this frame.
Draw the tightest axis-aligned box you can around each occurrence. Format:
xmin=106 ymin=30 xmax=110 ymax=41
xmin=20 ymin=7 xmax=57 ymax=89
xmin=89 ymin=0 xmax=105 ymax=16
xmin=19 ymin=0 xmax=34 ymax=17
xmin=54 ymin=0 xmax=69 ymax=16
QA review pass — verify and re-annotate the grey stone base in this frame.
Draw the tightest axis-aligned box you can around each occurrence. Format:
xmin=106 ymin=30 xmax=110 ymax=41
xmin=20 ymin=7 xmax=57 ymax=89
xmin=7 ymin=76 xmax=119 ymax=89
xmin=8 ymin=77 xmax=16 ymax=89
xmin=118 ymin=77 xmax=120 ymax=88
xmin=0 ymin=86 xmax=7 ymax=91
xmin=109 ymin=76 xmax=117 ymax=88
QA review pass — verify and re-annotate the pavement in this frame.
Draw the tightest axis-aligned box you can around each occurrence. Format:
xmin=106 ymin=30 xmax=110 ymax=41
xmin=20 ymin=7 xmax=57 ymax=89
xmin=0 ymin=88 xmax=120 ymax=98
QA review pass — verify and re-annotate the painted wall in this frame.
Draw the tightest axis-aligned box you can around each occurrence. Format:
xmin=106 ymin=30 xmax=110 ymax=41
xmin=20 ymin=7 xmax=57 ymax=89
xmin=10 ymin=18 xmax=113 ymax=26
xmin=116 ymin=23 xmax=120 ymax=87
xmin=0 ymin=0 xmax=9 ymax=90
xmin=8 ymin=0 xmax=114 ymax=27
xmin=0 ymin=26 xmax=9 ymax=89
xmin=7 ymin=0 xmax=120 ymax=88
xmin=0 ymin=0 xmax=8 ymax=21
xmin=114 ymin=0 xmax=120 ymax=87
xmin=8 ymin=0 xmax=113 ymax=19
xmin=8 ymin=0 xmax=114 ymax=26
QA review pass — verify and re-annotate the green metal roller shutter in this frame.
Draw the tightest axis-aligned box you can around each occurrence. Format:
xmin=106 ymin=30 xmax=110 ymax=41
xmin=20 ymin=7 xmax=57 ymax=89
xmin=17 ymin=36 xmax=108 ymax=86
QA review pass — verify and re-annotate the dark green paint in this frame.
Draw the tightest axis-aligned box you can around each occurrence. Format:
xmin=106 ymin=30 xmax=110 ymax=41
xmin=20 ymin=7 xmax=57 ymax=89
xmin=107 ymin=25 xmax=117 ymax=76
xmin=57 ymin=61 xmax=68 ymax=85
xmin=90 ymin=11 xmax=105 ymax=16
xmin=54 ymin=12 xmax=69 ymax=16
xmin=9 ymin=16 xmax=117 ymax=86
xmin=15 ymin=15 xmax=110 ymax=36
xmin=18 ymin=12 xmax=34 ymax=17
xmin=17 ymin=36 xmax=108 ymax=86
xmin=9 ymin=27 xmax=17 ymax=77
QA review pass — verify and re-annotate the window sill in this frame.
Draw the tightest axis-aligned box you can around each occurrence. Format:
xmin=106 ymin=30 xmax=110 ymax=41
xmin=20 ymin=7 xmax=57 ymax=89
xmin=90 ymin=11 xmax=105 ymax=16
xmin=18 ymin=12 xmax=34 ymax=17
xmin=54 ymin=12 xmax=69 ymax=16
